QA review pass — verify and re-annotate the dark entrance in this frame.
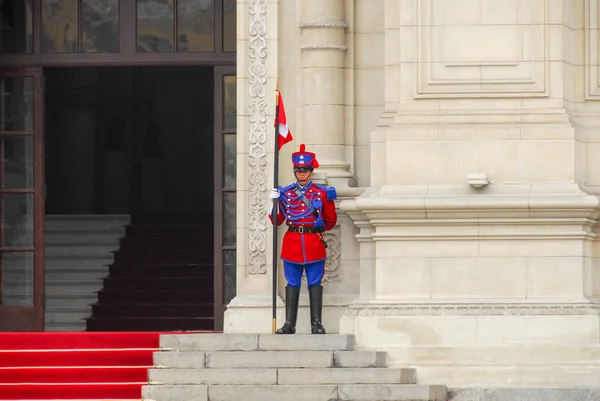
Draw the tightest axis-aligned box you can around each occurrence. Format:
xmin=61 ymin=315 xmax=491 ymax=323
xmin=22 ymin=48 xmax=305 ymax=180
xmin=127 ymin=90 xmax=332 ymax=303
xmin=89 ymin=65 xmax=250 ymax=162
xmin=44 ymin=66 xmax=214 ymax=216
xmin=43 ymin=66 xmax=219 ymax=331
xmin=0 ymin=0 xmax=237 ymax=331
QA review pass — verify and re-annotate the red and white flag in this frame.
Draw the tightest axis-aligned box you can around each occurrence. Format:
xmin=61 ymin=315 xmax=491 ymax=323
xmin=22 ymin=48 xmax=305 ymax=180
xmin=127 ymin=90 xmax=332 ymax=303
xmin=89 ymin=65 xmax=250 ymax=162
xmin=275 ymin=90 xmax=293 ymax=151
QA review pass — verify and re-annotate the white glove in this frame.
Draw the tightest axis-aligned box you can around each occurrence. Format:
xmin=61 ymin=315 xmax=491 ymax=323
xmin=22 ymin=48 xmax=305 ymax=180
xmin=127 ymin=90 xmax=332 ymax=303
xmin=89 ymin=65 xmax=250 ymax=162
xmin=269 ymin=188 xmax=280 ymax=200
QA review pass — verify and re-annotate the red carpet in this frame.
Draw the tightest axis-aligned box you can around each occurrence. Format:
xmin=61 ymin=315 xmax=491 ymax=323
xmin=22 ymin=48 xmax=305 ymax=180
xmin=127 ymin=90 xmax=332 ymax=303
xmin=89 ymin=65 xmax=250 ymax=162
xmin=0 ymin=332 xmax=169 ymax=400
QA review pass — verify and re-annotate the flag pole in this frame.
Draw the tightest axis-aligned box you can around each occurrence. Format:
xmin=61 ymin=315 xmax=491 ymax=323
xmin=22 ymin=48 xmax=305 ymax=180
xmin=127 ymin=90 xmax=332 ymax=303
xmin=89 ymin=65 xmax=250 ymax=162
xmin=271 ymin=90 xmax=281 ymax=334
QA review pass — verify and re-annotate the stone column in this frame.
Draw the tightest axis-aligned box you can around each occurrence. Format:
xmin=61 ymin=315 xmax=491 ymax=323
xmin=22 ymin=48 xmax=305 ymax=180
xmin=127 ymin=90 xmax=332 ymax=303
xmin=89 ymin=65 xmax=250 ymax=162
xmin=299 ymin=0 xmax=355 ymax=187
xmin=223 ymin=0 xmax=286 ymax=333
xmin=224 ymin=0 xmax=362 ymax=334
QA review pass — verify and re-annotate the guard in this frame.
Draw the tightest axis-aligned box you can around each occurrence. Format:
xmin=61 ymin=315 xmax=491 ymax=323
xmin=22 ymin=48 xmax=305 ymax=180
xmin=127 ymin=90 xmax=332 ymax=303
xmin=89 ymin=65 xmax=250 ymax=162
xmin=269 ymin=144 xmax=337 ymax=334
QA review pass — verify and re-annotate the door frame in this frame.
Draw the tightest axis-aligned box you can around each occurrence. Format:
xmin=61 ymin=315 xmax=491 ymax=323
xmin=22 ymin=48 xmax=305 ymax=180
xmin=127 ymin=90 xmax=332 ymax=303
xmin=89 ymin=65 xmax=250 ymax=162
xmin=213 ymin=65 xmax=236 ymax=331
xmin=1 ymin=63 xmax=238 ymax=332
xmin=0 ymin=0 xmax=235 ymax=67
xmin=1 ymin=0 xmax=238 ymax=332
xmin=0 ymin=67 xmax=45 ymax=331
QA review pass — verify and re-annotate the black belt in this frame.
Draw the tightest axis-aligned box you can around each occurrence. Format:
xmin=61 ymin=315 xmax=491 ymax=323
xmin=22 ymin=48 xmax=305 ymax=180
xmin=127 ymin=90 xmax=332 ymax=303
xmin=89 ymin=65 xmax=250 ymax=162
xmin=287 ymin=225 xmax=324 ymax=234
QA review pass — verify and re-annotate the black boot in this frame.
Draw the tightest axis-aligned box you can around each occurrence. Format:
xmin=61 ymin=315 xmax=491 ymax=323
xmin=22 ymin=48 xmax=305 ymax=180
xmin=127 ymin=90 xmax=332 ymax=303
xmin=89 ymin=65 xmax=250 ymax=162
xmin=309 ymin=285 xmax=326 ymax=334
xmin=276 ymin=286 xmax=300 ymax=334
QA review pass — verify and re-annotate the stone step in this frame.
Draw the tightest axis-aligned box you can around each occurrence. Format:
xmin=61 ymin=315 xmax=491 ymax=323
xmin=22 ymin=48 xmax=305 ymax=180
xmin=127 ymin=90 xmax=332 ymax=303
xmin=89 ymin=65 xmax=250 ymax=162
xmin=155 ymin=350 xmax=386 ymax=369
xmin=45 ymin=269 xmax=108 ymax=281
xmin=149 ymin=367 xmax=415 ymax=386
xmin=45 ymin=281 xmax=103 ymax=296
xmin=45 ymin=295 xmax=98 ymax=309
xmin=142 ymin=384 xmax=448 ymax=401
xmin=44 ymin=321 xmax=87 ymax=332
xmin=278 ymin=368 xmax=416 ymax=385
xmin=160 ymin=334 xmax=354 ymax=352
xmin=46 ymin=300 xmax=94 ymax=310
xmin=46 ymin=309 xmax=91 ymax=322
xmin=45 ymin=265 xmax=111 ymax=272
xmin=46 ymin=230 xmax=124 ymax=243
xmin=45 ymin=215 xmax=130 ymax=231
xmin=417 ymin=364 xmax=600 ymax=386
xmin=449 ymin=387 xmax=600 ymax=401
xmin=45 ymin=255 xmax=115 ymax=267
xmin=389 ymin=345 xmax=600 ymax=365
xmin=46 ymin=244 xmax=119 ymax=256
xmin=149 ymin=368 xmax=276 ymax=385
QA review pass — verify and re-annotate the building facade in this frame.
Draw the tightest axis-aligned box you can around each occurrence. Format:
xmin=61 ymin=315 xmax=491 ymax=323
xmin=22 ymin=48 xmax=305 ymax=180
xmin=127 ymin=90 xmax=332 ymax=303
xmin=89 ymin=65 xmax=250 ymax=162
xmin=226 ymin=0 xmax=600 ymax=389
xmin=1 ymin=0 xmax=599 ymax=392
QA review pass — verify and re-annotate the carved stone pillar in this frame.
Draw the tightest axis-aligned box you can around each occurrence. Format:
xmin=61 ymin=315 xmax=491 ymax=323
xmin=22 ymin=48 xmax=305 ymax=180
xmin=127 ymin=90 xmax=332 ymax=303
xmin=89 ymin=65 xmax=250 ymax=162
xmin=299 ymin=0 xmax=354 ymax=187
xmin=223 ymin=0 xmax=286 ymax=333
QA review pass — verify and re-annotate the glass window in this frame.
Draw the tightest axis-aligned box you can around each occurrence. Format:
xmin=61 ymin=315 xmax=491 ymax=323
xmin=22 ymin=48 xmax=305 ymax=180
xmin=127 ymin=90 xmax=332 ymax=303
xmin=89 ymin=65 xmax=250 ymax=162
xmin=137 ymin=0 xmax=174 ymax=52
xmin=223 ymin=134 xmax=235 ymax=188
xmin=0 ymin=136 xmax=34 ymax=189
xmin=222 ymin=192 xmax=236 ymax=247
xmin=0 ymin=77 xmax=34 ymax=133
xmin=223 ymin=0 xmax=235 ymax=52
xmin=177 ymin=0 xmax=215 ymax=52
xmin=223 ymin=75 xmax=236 ymax=130
xmin=0 ymin=194 xmax=34 ymax=248
xmin=0 ymin=0 xmax=33 ymax=54
xmin=0 ymin=251 xmax=34 ymax=306
xmin=42 ymin=0 xmax=79 ymax=53
xmin=222 ymin=250 xmax=236 ymax=305
xmin=82 ymin=0 xmax=119 ymax=53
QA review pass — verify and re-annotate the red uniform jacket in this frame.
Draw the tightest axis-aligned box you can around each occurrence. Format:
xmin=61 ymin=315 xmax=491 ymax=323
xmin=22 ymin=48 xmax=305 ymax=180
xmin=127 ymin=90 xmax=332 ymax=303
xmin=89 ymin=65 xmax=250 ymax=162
xmin=269 ymin=182 xmax=337 ymax=264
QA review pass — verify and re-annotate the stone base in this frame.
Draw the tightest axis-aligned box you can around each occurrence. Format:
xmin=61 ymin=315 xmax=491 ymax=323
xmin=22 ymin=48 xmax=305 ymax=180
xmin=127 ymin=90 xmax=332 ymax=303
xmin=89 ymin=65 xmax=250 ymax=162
xmin=340 ymin=302 xmax=600 ymax=386
xmin=448 ymin=387 xmax=600 ymax=401
xmin=224 ymin=294 xmax=354 ymax=334
xmin=145 ymin=333 xmax=447 ymax=401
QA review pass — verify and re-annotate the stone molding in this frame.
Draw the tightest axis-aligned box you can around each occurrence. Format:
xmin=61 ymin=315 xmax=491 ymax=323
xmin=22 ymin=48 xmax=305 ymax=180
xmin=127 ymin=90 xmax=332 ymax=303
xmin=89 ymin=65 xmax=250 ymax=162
xmin=344 ymin=302 xmax=600 ymax=317
xmin=247 ymin=0 xmax=269 ymax=275
xmin=299 ymin=20 xmax=348 ymax=29
xmin=585 ymin=0 xmax=600 ymax=99
xmin=300 ymin=44 xmax=348 ymax=52
xmin=341 ymin=184 xmax=600 ymax=222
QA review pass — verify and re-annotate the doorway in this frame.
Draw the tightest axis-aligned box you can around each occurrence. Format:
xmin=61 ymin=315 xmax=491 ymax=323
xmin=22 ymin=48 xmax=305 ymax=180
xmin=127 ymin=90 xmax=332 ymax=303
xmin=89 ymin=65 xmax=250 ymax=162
xmin=0 ymin=0 xmax=237 ymax=332
xmin=40 ymin=66 xmax=231 ymax=332
xmin=44 ymin=66 xmax=214 ymax=216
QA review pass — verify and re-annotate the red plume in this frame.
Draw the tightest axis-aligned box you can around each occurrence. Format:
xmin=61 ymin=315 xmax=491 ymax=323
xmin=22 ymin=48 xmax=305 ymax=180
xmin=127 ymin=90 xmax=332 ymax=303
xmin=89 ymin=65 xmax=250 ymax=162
xmin=299 ymin=144 xmax=306 ymax=152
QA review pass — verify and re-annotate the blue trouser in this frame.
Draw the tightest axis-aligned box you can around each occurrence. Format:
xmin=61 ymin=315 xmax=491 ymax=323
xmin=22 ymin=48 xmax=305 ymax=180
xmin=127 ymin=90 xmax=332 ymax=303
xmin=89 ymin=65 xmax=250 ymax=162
xmin=284 ymin=260 xmax=325 ymax=288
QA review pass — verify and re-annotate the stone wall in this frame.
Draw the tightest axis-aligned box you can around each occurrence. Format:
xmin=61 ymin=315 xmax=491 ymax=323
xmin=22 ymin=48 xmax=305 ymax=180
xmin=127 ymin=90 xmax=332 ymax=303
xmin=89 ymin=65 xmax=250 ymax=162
xmin=227 ymin=0 xmax=600 ymax=389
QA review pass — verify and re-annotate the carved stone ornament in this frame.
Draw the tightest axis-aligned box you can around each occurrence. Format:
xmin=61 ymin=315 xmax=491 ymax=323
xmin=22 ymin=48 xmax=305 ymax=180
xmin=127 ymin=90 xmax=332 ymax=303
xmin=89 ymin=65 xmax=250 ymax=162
xmin=323 ymin=226 xmax=342 ymax=283
xmin=247 ymin=0 xmax=268 ymax=275
xmin=301 ymin=226 xmax=342 ymax=283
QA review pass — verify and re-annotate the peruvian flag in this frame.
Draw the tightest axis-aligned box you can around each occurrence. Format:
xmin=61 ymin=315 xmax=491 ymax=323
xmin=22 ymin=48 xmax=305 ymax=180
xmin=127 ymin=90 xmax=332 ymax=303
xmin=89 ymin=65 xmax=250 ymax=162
xmin=275 ymin=90 xmax=293 ymax=150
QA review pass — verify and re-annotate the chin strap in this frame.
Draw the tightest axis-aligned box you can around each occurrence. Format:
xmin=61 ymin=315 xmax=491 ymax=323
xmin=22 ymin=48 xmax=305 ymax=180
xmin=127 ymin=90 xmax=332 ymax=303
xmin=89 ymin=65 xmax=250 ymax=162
xmin=294 ymin=171 xmax=314 ymax=184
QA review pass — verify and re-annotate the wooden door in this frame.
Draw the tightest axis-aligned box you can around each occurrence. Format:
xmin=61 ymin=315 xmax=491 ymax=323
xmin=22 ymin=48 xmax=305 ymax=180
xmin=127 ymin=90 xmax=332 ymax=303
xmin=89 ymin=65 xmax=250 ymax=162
xmin=213 ymin=66 xmax=236 ymax=331
xmin=0 ymin=67 xmax=45 ymax=331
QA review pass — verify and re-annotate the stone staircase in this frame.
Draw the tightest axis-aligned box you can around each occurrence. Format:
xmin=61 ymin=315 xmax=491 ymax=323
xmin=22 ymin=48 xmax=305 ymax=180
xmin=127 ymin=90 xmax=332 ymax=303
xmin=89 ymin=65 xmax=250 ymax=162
xmin=86 ymin=214 xmax=214 ymax=332
xmin=44 ymin=215 xmax=129 ymax=331
xmin=143 ymin=334 xmax=447 ymax=401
